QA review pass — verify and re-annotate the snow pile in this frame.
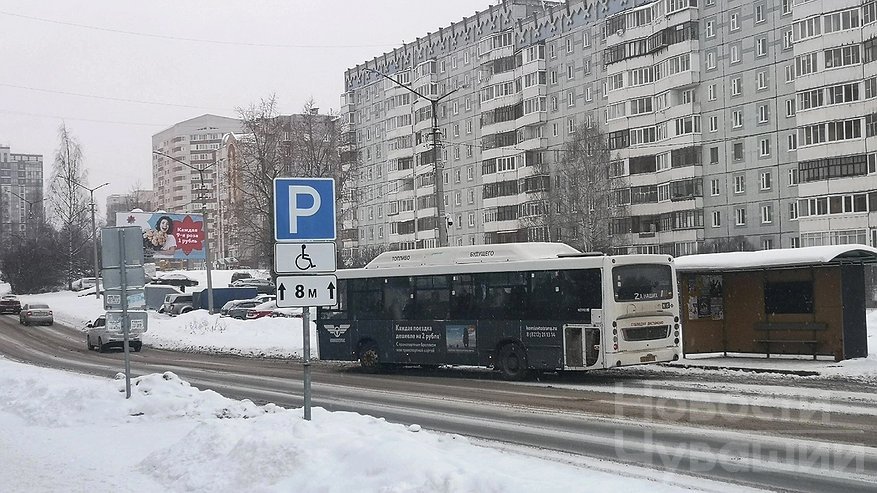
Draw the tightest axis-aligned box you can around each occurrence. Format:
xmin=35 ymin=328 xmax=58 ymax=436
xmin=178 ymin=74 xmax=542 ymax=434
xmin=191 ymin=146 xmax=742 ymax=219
xmin=0 ymin=358 xmax=699 ymax=493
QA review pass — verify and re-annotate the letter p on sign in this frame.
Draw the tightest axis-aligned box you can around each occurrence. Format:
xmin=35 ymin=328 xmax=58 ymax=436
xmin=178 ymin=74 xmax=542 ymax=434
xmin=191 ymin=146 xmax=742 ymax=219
xmin=287 ymin=185 xmax=321 ymax=234
xmin=274 ymin=178 xmax=336 ymax=241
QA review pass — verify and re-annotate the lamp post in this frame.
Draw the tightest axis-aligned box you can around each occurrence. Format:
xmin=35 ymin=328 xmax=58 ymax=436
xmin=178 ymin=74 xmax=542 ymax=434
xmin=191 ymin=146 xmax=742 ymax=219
xmin=365 ymin=67 xmax=465 ymax=248
xmin=70 ymin=180 xmax=110 ymax=299
xmin=8 ymin=190 xmax=46 ymax=239
xmin=152 ymin=150 xmax=217 ymax=314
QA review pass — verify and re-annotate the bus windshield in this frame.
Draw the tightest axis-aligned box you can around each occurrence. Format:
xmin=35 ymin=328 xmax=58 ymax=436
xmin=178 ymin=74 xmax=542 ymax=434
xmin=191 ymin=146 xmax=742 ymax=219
xmin=613 ymin=264 xmax=673 ymax=302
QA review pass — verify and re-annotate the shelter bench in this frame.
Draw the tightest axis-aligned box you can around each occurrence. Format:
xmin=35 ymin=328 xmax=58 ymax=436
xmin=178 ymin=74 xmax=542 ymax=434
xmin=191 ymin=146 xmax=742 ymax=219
xmin=754 ymin=322 xmax=826 ymax=360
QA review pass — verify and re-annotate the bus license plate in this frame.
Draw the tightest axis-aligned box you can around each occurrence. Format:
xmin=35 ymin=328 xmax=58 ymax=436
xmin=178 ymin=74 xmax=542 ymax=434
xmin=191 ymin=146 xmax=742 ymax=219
xmin=640 ymin=353 xmax=657 ymax=363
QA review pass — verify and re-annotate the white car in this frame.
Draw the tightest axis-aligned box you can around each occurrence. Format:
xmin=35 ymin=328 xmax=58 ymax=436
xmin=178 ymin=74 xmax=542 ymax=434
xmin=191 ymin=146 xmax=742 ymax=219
xmin=85 ymin=314 xmax=143 ymax=353
xmin=71 ymin=277 xmax=99 ymax=291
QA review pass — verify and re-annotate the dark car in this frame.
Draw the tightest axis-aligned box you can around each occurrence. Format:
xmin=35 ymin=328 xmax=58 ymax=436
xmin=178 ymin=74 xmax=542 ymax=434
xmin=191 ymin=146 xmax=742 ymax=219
xmin=230 ymin=278 xmax=275 ymax=294
xmin=151 ymin=273 xmax=199 ymax=289
xmin=229 ymin=272 xmax=253 ymax=284
xmin=0 ymin=295 xmax=22 ymax=314
xmin=221 ymin=299 xmax=262 ymax=319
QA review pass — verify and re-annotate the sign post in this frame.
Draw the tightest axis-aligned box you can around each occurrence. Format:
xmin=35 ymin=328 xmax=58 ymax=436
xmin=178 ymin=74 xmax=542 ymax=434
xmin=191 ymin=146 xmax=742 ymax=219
xmin=101 ymin=226 xmax=147 ymax=399
xmin=274 ymin=178 xmax=337 ymax=421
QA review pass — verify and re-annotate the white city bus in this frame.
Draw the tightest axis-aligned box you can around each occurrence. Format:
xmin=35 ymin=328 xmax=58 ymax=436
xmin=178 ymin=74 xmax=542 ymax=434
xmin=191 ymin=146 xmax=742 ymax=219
xmin=317 ymin=243 xmax=680 ymax=380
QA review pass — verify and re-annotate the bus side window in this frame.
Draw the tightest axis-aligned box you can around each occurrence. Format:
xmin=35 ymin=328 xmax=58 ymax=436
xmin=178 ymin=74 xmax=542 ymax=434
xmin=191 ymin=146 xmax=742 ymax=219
xmin=528 ymin=271 xmax=559 ymax=320
xmin=349 ymin=278 xmax=383 ymax=320
xmin=413 ymin=275 xmax=450 ymax=320
xmin=558 ymin=269 xmax=602 ymax=322
xmin=451 ymin=274 xmax=477 ymax=319
xmin=382 ymin=276 xmax=412 ymax=320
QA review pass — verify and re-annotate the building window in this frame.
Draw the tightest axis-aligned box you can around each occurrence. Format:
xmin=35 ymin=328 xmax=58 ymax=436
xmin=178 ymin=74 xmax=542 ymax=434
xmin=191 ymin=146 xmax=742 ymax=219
xmin=710 ymin=178 xmax=720 ymax=196
xmin=732 ymin=110 xmax=743 ymax=128
xmin=734 ymin=174 xmax=745 ymax=193
xmin=788 ymin=133 xmax=798 ymax=150
xmin=786 ymin=99 xmax=796 ymax=117
xmin=710 ymin=146 xmax=719 ymax=164
xmin=731 ymin=77 xmax=742 ymax=96
xmin=755 ymin=4 xmax=765 ymax=23
xmin=708 ymin=84 xmax=716 ymax=101
xmin=758 ymin=104 xmax=769 ymax=123
xmin=731 ymin=44 xmax=741 ymax=64
xmin=761 ymin=205 xmax=773 ymax=224
xmin=733 ymin=143 xmax=744 ymax=160
xmin=735 ymin=207 xmax=746 ymax=226
xmin=788 ymin=168 xmax=799 ymax=186
xmin=762 ymin=238 xmax=774 ymax=250
xmin=789 ymin=202 xmax=799 ymax=220
xmin=760 ymin=138 xmax=771 ymax=157
xmin=730 ymin=12 xmax=740 ymax=31
xmin=707 ymin=51 xmax=716 ymax=69
xmin=760 ymin=171 xmax=772 ymax=190
xmin=756 ymin=37 xmax=767 ymax=57
xmin=712 ymin=210 xmax=721 ymax=227
xmin=709 ymin=116 xmax=718 ymax=132
xmin=757 ymin=71 xmax=767 ymax=90
xmin=705 ymin=19 xmax=715 ymax=38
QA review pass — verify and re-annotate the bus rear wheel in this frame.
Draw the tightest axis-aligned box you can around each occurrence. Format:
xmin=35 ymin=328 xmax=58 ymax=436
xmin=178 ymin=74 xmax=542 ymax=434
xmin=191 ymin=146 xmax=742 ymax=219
xmin=358 ymin=341 xmax=381 ymax=371
xmin=498 ymin=342 xmax=529 ymax=381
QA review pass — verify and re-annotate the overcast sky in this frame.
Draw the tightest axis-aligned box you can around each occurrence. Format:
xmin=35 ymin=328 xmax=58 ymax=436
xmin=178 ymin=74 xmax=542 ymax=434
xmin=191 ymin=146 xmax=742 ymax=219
xmin=0 ymin=0 xmax=496 ymax=213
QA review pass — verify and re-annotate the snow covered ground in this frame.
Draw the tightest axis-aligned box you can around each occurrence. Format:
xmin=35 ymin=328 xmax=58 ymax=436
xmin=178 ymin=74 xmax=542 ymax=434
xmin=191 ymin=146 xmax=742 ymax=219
xmin=2 ymin=358 xmax=763 ymax=492
xmin=1 ymin=271 xmax=876 ymax=491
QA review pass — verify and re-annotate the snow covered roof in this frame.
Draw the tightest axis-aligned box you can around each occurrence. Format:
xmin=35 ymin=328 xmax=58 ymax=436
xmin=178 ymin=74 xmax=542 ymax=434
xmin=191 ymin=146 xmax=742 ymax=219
xmin=675 ymin=244 xmax=877 ymax=272
xmin=364 ymin=242 xmax=582 ymax=269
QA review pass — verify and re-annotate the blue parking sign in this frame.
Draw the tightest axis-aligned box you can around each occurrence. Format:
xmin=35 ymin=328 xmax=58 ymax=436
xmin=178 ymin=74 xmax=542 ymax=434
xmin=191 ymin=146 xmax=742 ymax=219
xmin=274 ymin=178 xmax=336 ymax=241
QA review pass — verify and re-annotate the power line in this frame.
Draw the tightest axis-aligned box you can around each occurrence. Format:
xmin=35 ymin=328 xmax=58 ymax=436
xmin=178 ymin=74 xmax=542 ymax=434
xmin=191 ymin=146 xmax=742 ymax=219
xmin=0 ymin=9 xmax=398 ymax=49
xmin=0 ymin=82 xmax=228 ymax=111
xmin=0 ymin=108 xmax=169 ymax=127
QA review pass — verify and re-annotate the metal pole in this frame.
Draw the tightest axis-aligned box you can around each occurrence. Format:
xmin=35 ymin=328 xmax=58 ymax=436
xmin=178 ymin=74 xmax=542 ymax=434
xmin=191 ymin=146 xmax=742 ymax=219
xmin=119 ymin=228 xmax=132 ymax=399
xmin=302 ymin=305 xmax=312 ymax=420
xmin=200 ymin=167 xmax=215 ymax=314
xmin=90 ymin=192 xmax=101 ymax=299
xmin=431 ymin=99 xmax=448 ymax=247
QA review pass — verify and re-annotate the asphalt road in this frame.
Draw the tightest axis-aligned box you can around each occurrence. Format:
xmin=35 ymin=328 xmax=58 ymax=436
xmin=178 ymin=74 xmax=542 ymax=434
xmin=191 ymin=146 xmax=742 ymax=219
xmin=1 ymin=314 xmax=875 ymax=492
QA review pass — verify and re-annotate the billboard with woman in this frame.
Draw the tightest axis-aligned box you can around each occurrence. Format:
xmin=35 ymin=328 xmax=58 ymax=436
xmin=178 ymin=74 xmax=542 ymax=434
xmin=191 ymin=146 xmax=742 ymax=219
xmin=116 ymin=212 xmax=206 ymax=260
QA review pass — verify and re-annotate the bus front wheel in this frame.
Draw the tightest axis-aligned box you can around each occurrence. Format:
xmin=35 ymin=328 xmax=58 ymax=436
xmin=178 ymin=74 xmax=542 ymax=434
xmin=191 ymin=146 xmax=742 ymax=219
xmin=358 ymin=341 xmax=381 ymax=371
xmin=498 ymin=343 xmax=530 ymax=381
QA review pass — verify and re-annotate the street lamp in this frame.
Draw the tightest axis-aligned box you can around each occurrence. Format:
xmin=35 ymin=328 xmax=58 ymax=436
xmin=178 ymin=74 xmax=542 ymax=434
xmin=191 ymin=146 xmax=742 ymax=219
xmin=8 ymin=190 xmax=46 ymax=239
xmin=152 ymin=150 xmax=217 ymax=314
xmin=365 ymin=67 xmax=466 ymax=248
xmin=70 ymin=179 xmax=110 ymax=299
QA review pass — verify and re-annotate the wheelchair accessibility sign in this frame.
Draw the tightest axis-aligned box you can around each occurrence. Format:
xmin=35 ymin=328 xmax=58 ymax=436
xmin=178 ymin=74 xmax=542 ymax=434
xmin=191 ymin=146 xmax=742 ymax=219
xmin=274 ymin=177 xmax=336 ymax=241
xmin=274 ymin=242 xmax=336 ymax=274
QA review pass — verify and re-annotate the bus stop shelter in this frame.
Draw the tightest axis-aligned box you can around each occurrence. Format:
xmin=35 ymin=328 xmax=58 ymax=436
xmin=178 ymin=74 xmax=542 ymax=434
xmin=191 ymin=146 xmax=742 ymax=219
xmin=675 ymin=245 xmax=877 ymax=361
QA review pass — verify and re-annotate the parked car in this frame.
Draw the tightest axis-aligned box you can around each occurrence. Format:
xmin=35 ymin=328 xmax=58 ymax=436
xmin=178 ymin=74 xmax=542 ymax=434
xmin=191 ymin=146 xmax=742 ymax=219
xmin=151 ymin=273 xmax=199 ymax=288
xmin=270 ymin=307 xmax=303 ymax=318
xmin=231 ymin=278 xmax=275 ymax=294
xmin=19 ymin=303 xmax=54 ymax=326
xmin=229 ymin=272 xmax=253 ymax=284
xmin=0 ymin=295 xmax=22 ymax=314
xmin=160 ymin=294 xmax=194 ymax=315
xmin=85 ymin=314 xmax=142 ymax=353
xmin=71 ymin=277 xmax=99 ymax=291
xmin=246 ymin=300 xmax=278 ymax=319
xmin=221 ymin=299 xmax=262 ymax=319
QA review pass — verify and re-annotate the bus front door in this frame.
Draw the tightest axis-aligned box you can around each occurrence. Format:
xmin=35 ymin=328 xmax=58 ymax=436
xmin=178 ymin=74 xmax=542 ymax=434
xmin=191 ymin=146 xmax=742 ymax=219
xmin=563 ymin=324 xmax=603 ymax=369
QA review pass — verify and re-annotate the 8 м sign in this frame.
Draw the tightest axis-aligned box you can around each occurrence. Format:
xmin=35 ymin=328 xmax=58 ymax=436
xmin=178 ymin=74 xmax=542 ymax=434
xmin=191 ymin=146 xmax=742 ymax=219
xmin=275 ymin=275 xmax=338 ymax=307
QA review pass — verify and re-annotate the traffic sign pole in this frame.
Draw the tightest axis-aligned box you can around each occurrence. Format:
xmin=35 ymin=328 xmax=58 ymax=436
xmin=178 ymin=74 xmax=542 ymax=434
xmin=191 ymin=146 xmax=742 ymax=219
xmin=274 ymin=177 xmax=338 ymax=422
xmin=118 ymin=228 xmax=132 ymax=399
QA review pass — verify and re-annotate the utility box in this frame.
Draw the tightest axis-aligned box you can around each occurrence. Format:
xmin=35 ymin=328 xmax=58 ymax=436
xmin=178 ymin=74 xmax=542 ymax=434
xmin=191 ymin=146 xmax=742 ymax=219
xmin=192 ymin=287 xmax=258 ymax=310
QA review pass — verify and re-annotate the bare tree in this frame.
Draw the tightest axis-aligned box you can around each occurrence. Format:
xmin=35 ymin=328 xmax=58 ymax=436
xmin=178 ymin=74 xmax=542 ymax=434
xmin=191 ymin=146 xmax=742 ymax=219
xmin=229 ymin=96 xmax=342 ymax=272
xmin=47 ymin=124 xmax=92 ymax=287
xmin=528 ymin=123 xmax=626 ymax=253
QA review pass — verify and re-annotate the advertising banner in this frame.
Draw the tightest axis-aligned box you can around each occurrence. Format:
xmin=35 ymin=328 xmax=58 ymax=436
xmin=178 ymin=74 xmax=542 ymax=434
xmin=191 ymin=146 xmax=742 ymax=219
xmin=116 ymin=212 xmax=206 ymax=260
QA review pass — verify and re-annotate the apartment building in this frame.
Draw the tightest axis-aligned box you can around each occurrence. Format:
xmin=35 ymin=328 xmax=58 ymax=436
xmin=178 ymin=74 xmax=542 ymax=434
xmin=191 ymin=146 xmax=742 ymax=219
xmin=152 ymin=114 xmax=243 ymax=259
xmin=342 ymin=0 xmax=877 ymax=257
xmin=105 ymin=190 xmax=157 ymax=226
xmin=791 ymin=0 xmax=877 ymax=248
xmin=0 ymin=145 xmax=44 ymax=239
